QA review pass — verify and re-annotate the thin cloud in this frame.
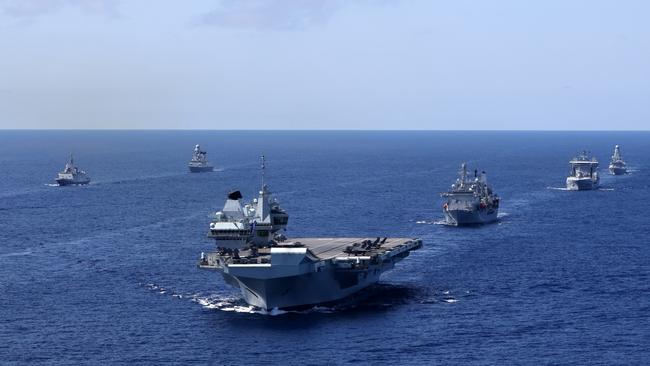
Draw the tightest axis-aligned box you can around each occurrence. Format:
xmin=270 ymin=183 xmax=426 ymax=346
xmin=0 ymin=0 xmax=120 ymax=19
xmin=196 ymin=0 xmax=394 ymax=30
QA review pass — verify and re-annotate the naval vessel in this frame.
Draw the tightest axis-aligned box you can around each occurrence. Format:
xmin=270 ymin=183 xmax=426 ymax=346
xmin=199 ymin=157 xmax=422 ymax=310
xmin=441 ymin=163 xmax=499 ymax=226
xmin=566 ymin=151 xmax=599 ymax=190
xmin=608 ymin=145 xmax=627 ymax=175
xmin=55 ymin=155 xmax=90 ymax=186
xmin=188 ymin=144 xmax=214 ymax=173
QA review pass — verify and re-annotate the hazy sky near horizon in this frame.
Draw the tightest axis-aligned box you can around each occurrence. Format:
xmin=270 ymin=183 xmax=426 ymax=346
xmin=1 ymin=0 xmax=649 ymax=130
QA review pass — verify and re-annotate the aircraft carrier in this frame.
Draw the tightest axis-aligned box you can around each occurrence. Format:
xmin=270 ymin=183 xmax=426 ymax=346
xmin=198 ymin=157 xmax=422 ymax=310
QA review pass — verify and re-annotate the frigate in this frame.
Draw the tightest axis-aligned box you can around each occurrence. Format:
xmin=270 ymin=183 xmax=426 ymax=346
xmin=55 ymin=155 xmax=90 ymax=186
xmin=188 ymin=144 xmax=214 ymax=173
xmin=441 ymin=163 xmax=499 ymax=226
xmin=199 ymin=157 xmax=422 ymax=311
xmin=566 ymin=151 xmax=599 ymax=190
xmin=608 ymin=145 xmax=627 ymax=175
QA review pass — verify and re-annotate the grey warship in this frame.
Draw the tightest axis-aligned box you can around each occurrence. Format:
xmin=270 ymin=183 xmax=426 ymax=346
xmin=441 ymin=163 xmax=499 ymax=226
xmin=566 ymin=151 xmax=599 ymax=190
xmin=55 ymin=155 xmax=90 ymax=186
xmin=199 ymin=157 xmax=422 ymax=311
xmin=188 ymin=144 xmax=214 ymax=173
xmin=608 ymin=145 xmax=627 ymax=175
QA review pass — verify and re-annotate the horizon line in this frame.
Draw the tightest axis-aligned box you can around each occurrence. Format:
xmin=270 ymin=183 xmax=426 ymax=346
xmin=1 ymin=128 xmax=649 ymax=132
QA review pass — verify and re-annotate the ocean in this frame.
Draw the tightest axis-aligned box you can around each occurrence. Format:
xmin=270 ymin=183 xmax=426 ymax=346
xmin=1 ymin=130 xmax=649 ymax=365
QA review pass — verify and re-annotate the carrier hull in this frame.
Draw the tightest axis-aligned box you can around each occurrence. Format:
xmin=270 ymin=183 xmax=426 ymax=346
xmin=222 ymin=266 xmax=385 ymax=310
xmin=200 ymin=237 xmax=422 ymax=311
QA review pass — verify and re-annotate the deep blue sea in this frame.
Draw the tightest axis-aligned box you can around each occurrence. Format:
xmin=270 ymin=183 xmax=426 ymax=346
xmin=1 ymin=131 xmax=649 ymax=365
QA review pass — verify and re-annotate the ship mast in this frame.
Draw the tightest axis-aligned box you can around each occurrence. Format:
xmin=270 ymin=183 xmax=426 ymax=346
xmin=255 ymin=155 xmax=271 ymax=223
xmin=460 ymin=162 xmax=467 ymax=187
xmin=261 ymin=155 xmax=266 ymax=189
xmin=612 ymin=145 xmax=621 ymax=161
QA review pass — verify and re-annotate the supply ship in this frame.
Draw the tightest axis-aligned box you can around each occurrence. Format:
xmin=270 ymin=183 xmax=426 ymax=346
xmin=566 ymin=151 xmax=599 ymax=190
xmin=441 ymin=163 xmax=499 ymax=225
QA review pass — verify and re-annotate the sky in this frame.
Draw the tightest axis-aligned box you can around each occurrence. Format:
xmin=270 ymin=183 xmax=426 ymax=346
xmin=0 ymin=0 xmax=649 ymax=130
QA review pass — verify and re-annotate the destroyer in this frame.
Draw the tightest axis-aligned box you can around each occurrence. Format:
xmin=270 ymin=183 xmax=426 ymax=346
xmin=55 ymin=155 xmax=90 ymax=186
xmin=199 ymin=157 xmax=422 ymax=311
xmin=188 ymin=144 xmax=214 ymax=173
xmin=608 ymin=145 xmax=627 ymax=175
xmin=566 ymin=151 xmax=599 ymax=190
xmin=441 ymin=163 xmax=499 ymax=226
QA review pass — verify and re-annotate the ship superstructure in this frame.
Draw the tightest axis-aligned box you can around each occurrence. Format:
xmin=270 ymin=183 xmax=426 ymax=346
xmin=441 ymin=163 xmax=499 ymax=225
xmin=566 ymin=151 xmax=599 ymax=190
xmin=188 ymin=144 xmax=214 ymax=173
xmin=55 ymin=155 xmax=90 ymax=186
xmin=199 ymin=156 xmax=422 ymax=310
xmin=207 ymin=156 xmax=288 ymax=250
xmin=608 ymin=145 xmax=627 ymax=175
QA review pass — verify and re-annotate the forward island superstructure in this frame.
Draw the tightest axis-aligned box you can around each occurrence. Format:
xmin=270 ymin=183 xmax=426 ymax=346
xmin=207 ymin=156 xmax=288 ymax=250
xmin=566 ymin=151 xmax=599 ymax=190
xmin=608 ymin=145 xmax=627 ymax=175
xmin=441 ymin=163 xmax=499 ymax=226
xmin=199 ymin=156 xmax=422 ymax=310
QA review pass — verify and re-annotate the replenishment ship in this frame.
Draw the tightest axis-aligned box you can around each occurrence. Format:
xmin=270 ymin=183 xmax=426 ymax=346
xmin=55 ymin=155 xmax=90 ymax=186
xmin=188 ymin=144 xmax=214 ymax=173
xmin=199 ymin=157 xmax=422 ymax=310
xmin=608 ymin=145 xmax=627 ymax=175
xmin=566 ymin=151 xmax=599 ymax=190
xmin=441 ymin=163 xmax=499 ymax=226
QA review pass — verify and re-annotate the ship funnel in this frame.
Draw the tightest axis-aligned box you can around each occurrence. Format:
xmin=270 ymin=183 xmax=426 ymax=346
xmin=228 ymin=190 xmax=243 ymax=200
xmin=223 ymin=190 xmax=244 ymax=219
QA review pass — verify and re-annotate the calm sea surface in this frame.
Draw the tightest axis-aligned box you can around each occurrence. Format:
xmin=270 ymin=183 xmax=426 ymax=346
xmin=1 ymin=131 xmax=649 ymax=365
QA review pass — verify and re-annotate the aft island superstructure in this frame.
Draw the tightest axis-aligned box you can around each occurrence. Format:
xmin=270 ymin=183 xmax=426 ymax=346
xmin=199 ymin=156 xmax=422 ymax=310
